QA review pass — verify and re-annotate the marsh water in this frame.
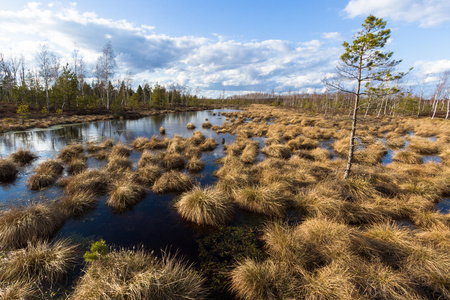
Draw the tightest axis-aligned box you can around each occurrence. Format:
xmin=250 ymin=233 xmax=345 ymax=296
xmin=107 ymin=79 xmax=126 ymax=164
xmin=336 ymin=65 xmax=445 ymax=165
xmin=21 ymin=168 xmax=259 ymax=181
xmin=0 ymin=109 xmax=244 ymax=264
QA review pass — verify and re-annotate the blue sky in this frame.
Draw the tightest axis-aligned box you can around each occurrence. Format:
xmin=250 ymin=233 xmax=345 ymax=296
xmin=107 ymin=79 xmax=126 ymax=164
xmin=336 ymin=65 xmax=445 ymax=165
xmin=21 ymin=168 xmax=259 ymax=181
xmin=1 ymin=0 xmax=449 ymax=97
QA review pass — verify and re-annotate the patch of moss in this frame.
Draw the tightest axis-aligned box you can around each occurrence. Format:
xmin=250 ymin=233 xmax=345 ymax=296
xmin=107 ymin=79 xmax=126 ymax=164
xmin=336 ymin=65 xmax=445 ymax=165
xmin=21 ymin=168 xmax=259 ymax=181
xmin=197 ymin=226 xmax=266 ymax=298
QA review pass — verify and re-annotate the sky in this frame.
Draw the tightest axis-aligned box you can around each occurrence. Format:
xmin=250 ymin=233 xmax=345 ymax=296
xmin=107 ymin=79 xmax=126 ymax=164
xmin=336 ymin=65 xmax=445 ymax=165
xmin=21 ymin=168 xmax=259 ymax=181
xmin=0 ymin=0 xmax=449 ymax=98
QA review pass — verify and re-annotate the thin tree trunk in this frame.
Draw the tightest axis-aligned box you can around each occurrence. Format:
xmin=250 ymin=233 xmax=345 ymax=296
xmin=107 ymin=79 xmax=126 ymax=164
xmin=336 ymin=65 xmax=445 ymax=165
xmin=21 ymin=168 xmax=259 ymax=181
xmin=344 ymin=60 xmax=362 ymax=180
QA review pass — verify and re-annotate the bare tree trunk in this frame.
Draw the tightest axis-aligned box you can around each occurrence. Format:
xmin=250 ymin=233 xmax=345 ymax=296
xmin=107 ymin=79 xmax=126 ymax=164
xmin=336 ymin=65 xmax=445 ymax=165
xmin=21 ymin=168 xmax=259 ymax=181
xmin=344 ymin=64 xmax=362 ymax=180
xmin=446 ymin=99 xmax=449 ymax=120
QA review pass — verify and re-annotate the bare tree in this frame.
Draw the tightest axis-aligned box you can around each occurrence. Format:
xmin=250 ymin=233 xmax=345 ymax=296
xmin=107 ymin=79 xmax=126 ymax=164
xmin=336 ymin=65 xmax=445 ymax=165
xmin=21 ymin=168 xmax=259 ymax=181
xmin=96 ymin=41 xmax=116 ymax=110
xmin=431 ymin=71 xmax=449 ymax=119
xmin=36 ymin=44 xmax=58 ymax=112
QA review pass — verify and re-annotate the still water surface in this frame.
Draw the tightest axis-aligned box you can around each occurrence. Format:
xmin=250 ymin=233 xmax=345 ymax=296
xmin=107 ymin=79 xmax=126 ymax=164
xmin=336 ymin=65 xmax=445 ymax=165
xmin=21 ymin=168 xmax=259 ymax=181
xmin=0 ymin=109 xmax=240 ymax=262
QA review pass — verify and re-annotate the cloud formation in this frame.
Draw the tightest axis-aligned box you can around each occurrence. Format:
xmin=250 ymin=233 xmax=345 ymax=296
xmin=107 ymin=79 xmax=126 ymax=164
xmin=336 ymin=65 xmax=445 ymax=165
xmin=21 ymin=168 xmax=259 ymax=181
xmin=0 ymin=2 xmax=339 ymax=96
xmin=343 ymin=0 xmax=450 ymax=27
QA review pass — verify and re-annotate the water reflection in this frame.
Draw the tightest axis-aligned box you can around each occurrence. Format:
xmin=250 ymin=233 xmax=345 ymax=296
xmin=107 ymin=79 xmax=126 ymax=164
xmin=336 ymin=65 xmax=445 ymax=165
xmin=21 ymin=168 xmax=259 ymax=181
xmin=0 ymin=109 xmax=240 ymax=262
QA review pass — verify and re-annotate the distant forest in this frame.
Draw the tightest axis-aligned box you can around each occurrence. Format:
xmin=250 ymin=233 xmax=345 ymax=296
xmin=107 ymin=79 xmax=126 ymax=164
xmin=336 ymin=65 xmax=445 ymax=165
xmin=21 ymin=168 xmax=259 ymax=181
xmin=1 ymin=42 xmax=449 ymax=119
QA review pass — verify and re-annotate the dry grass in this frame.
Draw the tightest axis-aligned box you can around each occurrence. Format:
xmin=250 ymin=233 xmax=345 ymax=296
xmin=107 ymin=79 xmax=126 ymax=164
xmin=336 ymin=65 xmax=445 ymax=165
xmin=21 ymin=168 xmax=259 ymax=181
xmin=202 ymin=120 xmax=212 ymax=128
xmin=175 ymin=185 xmax=234 ymax=226
xmin=145 ymin=135 xmax=169 ymax=150
xmin=240 ymin=142 xmax=259 ymax=164
xmin=162 ymin=152 xmax=186 ymax=170
xmin=0 ymin=203 xmax=66 ymax=249
xmin=187 ymin=122 xmax=196 ymax=129
xmin=199 ymin=137 xmax=218 ymax=151
xmin=34 ymin=158 xmax=64 ymax=175
xmin=57 ymin=190 xmax=98 ymax=217
xmin=233 ymin=184 xmax=288 ymax=217
xmin=152 ymin=170 xmax=194 ymax=194
xmin=138 ymin=150 xmax=161 ymax=168
xmin=0 ymin=239 xmax=77 ymax=285
xmin=186 ymin=156 xmax=205 ymax=173
xmin=110 ymin=142 xmax=132 ymax=157
xmin=70 ymin=248 xmax=207 ymax=300
xmin=136 ymin=164 xmax=163 ymax=186
xmin=58 ymin=144 xmax=84 ymax=162
xmin=67 ymin=157 xmax=87 ymax=175
xmin=26 ymin=173 xmax=59 ymax=190
xmin=107 ymin=155 xmax=133 ymax=173
xmin=408 ymin=137 xmax=439 ymax=155
xmin=0 ymin=281 xmax=37 ymax=299
xmin=386 ymin=137 xmax=406 ymax=149
xmin=65 ymin=169 xmax=109 ymax=196
xmin=131 ymin=136 xmax=151 ymax=151
xmin=262 ymin=144 xmax=291 ymax=159
xmin=287 ymin=136 xmax=319 ymax=150
xmin=107 ymin=179 xmax=146 ymax=211
xmin=0 ymin=158 xmax=18 ymax=182
xmin=392 ymin=150 xmax=423 ymax=164
xmin=160 ymin=126 xmax=166 ymax=135
xmin=9 ymin=148 xmax=37 ymax=166
xmin=230 ymin=259 xmax=297 ymax=300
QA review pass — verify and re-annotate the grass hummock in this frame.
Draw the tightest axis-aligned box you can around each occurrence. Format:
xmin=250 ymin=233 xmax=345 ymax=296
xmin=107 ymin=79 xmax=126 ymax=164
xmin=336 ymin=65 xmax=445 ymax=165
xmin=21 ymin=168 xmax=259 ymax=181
xmin=70 ymin=248 xmax=208 ymax=299
xmin=107 ymin=179 xmax=146 ymax=211
xmin=0 ymin=158 xmax=18 ymax=182
xmin=152 ymin=170 xmax=194 ymax=194
xmin=0 ymin=203 xmax=66 ymax=249
xmin=175 ymin=185 xmax=235 ymax=226
xmin=0 ymin=239 xmax=77 ymax=285
xmin=9 ymin=148 xmax=37 ymax=166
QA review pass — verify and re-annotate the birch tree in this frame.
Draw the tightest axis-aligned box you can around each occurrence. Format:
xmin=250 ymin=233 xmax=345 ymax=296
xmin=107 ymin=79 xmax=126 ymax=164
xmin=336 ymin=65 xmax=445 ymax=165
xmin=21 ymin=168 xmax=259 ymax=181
xmin=96 ymin=41 xmax=116 ymax=110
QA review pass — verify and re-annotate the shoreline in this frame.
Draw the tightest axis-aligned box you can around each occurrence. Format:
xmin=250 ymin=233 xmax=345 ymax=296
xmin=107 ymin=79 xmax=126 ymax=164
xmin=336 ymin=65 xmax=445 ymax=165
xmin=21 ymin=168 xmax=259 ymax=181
xmin=0 ymin=105 xmax=218 ymax=134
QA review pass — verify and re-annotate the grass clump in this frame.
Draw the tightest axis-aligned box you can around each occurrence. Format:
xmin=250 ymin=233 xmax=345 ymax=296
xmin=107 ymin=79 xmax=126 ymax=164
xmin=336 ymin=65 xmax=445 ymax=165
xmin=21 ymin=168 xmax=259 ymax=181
xmin=65 ymin=169 xmax=109 ymax=196
xmin=392 ymin=150 xmax=423 ymax=164
xmin=202 ymin=120 xmax=212 ymax=128
xmin=58 ymin=144 xmax=84 ymax=162
xmin=0 ymin=203 xmax=66 ymax=249
xmin=240 ymin=142 xmax=259 ymax=164
xmin=67 ymin=157 xmax=87 ymax=175
xmin=27 ymin=159 xmax=64 ymax=190
xmin=107 ymin=179 xmax=146 ymax=211
xmin=0 ymin=281 xmax=37 ymax=299
xmin=0 ymin=158 xmax=18 ymax=182
xmin=152 ymin=170 xmax=194 ymax=194
xmin=107 ymin=155 xmax=133 ymax=173
xmin=230 ymin=259 xmax=297 ymax=300
xmin=35 ymin=158 xmax=64 ymax=175
xmin=160 ymin=126 xmax=166 ymax=135
xmin=138 ymin=150 xmax=160 ymax=168
xmin=70 ymin=248 xmax=207 ymax=300
xmin=0 ymin=239 xmax=77 ymax=285
xmin=57 ymin=190 xmax=98 ymax=217
xmin=9 ymin=148 xmax=37 ymax=165
xmin=131 ymin=136 xmax=151 ymax=151
xmin=187 ymin=122 xmax=196 ymax=129
xmin=233 ymin=184 xmax=288 ymax=217
xmin=162 ymin=152 xmax=186 ymax=169
xmin=408 ymin=137 xmax=439 ymax=155
xmin=110 ymin=142 xmax=132 ymax=157
xmin=136 ymin=164 xmax=163 ymax=186
xmin=175 ymin=185 xmax=234 ymax=226
xmin=262 ymin=144 xmax=291 ymax=159
xmin=186 ymin=156 xmax=205 ymax=173
xmin=199 ymin=137 xmax=218 ymax=151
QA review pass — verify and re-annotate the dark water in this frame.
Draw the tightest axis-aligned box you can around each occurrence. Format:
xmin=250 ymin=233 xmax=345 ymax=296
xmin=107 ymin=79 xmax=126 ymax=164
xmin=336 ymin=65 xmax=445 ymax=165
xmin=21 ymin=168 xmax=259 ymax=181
xmin=0 ymin=109 xmax=240 ymax=263
xmin=435 ymin=198 xmax=450 ymax=214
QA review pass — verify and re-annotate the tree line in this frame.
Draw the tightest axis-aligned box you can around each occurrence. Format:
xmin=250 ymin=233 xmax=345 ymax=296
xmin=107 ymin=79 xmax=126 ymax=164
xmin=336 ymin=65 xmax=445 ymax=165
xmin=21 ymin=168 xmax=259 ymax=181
xmin=0 ymin=42 xmax=207 ymax=113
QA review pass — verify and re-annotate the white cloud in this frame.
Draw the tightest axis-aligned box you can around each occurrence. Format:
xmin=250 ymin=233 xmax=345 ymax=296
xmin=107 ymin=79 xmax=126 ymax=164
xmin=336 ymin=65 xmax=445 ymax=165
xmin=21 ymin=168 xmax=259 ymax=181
xmin=321 ymin=32 xmax=344 ymax=40
xmin=0 ymin=2 xmax=339 ymax=96
xmin=414 ymin=59 xmax=450 ymax=76
xmin=343 ymin=0 xmax=450 ymax=27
